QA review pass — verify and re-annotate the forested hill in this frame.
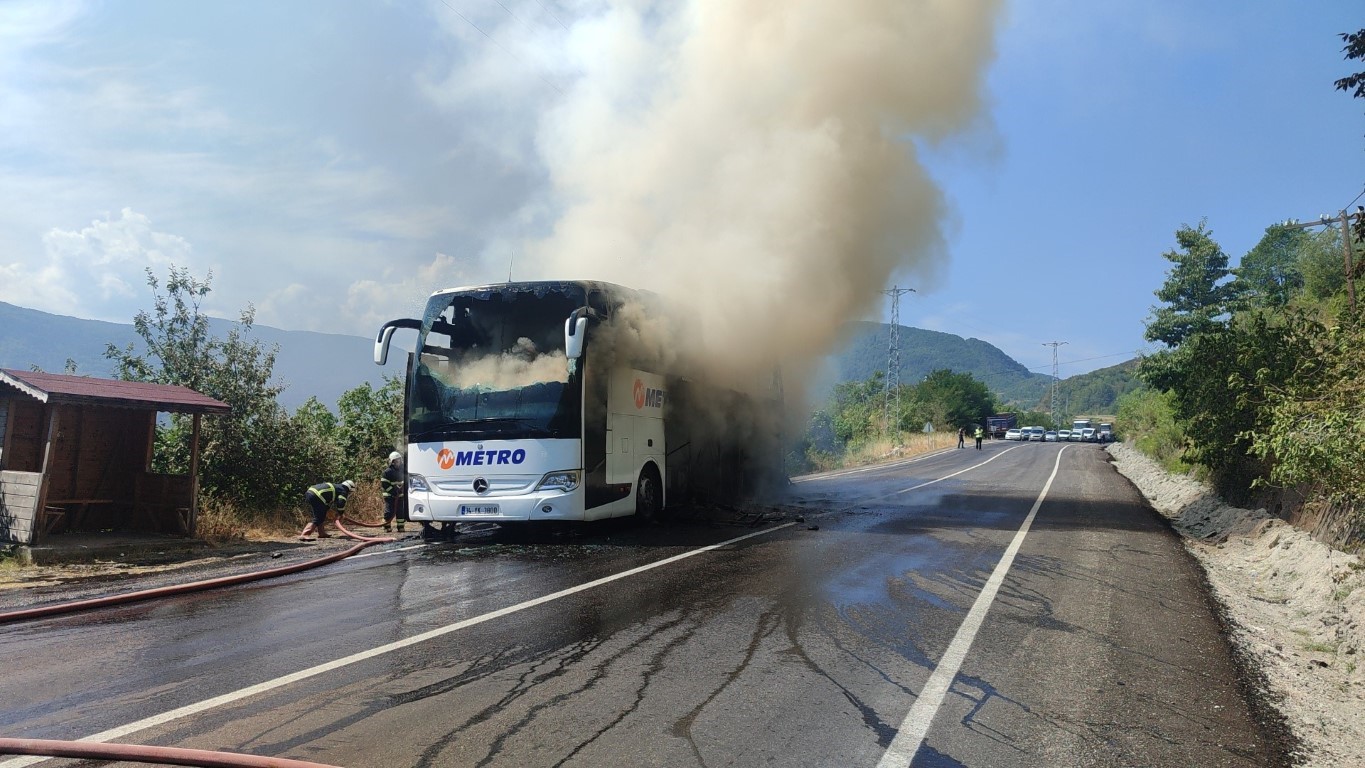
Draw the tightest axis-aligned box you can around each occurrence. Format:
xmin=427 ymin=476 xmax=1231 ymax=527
xmin=832 ymin=321 xmax=1055 ymax=407
xmin=2 ymin=302 xmax=1141 ymax=415
xmin=1054 ymin=359 xmax=1143 ymax=416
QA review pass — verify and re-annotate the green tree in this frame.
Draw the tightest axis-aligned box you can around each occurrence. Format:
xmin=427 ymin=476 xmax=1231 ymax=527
xmin=1233 ymin=224 xmax=1306 ymax=308
xmin=829 ymin=371 xmax=885 ymax=447
xmin=1144 ymin=220 xmax=1238 ymax=347
xmin=1139 ymin=223 xmax=1273 ymax=493
xmin=911 ymin=369 xmax=995 ymax=430
xmin=1335 ymin=28 xmax=1365 ymax=100
xmin=105 ymin=266 xmax=291 ymax=508
xmin=335 ymin=377 xmax=404 ymax=482
xmin=1299 ymin=227 xmax=1348 ymax=303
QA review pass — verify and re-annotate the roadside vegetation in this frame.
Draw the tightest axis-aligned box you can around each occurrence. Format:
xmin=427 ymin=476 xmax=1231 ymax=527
xmin=105 ymin=267 xmax=402 ymax=540
xmin=1115 ymin=27 xmax=1365 ymax=546
xmin=1123 ymin=211 xmax=1365 ymax=541
xmin=789 ymin=367 xmax=1019 ymax=474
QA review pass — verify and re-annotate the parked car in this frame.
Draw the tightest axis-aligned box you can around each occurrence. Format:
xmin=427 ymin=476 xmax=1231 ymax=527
xmin=1005 ymin=428 xmax=1022 ymax=441
xmin=1057 ymin=429 xmax=1072 ymax=441
xmin=1029 ymin=426 xmax=1046 ymax=441
xmin=1045 ymin=430 xmax=1058 ymax=442
xmin=1068 ymin=430 xmax=1083 ymax=442
xmin=1081 ymin=427 xmax=1097 ymax=442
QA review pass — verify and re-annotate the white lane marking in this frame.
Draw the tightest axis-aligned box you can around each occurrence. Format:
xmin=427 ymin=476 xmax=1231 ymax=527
xmin=894 ymin=446 xmax=1020 ymax=494
xmin=876 ymin=446 xmax=1068 ymax=768
xmin=790 ymin=448 xmax=956 ymax=483
xmin=0 ymin=524 xmax=794 ymax=768
xmin=807 ymin=446 xmax=1024 ymax=511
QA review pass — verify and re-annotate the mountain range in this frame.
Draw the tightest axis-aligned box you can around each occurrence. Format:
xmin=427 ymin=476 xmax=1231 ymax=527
xmin=0 ymin=301 xmax=401 ymax=411
xmin=0 ymin=302 xmax=1137 ymax=414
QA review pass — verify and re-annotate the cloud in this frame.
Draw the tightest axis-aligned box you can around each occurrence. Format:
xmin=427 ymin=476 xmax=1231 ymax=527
xmin=0 ymin=208 xmax=195 ymax=321
xmin=256 ymin=252 xmax=479 ymax=336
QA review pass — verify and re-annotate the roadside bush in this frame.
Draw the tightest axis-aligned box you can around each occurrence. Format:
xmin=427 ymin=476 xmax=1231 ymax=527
xmin=194 ymin=497 xmax=301 ymax=543
xmin=1116 ymin=387 xmax=1191 ymax=474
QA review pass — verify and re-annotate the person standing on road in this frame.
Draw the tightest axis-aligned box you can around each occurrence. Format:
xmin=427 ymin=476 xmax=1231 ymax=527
xmin=300 ymin=480 xmax=354 ymax=540
xmin=957 ymin=427 xmax=966 ymax=449
xmin=381 ymin=451 xmax=406 ymax=533
xmin=974 ymin=426 xmax=984 ymax=450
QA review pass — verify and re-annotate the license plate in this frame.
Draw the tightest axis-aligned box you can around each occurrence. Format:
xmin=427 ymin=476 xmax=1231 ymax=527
xmin=459 ymin=504 xmax=500 ymax=516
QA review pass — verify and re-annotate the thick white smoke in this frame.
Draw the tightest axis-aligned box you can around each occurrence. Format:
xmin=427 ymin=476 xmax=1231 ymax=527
xmin=523 ymin=0 xmax=1003 ymax=386
xmin=445 ymin=337 xmax=569 ymax=390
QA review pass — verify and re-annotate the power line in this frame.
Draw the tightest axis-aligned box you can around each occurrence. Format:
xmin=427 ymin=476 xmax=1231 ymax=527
xmin=437 ymin=0 xmax=566 ymax=96
xmin=1278 ymin=207 xmax=1361 ymax=311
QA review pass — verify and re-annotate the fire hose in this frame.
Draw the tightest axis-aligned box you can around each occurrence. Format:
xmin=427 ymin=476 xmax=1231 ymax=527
xmin=0 ymin=737 xmax=342 ymax=767
xmin=0 ymin=517 xmax=397 ymax=625
xmin=0 ymin=522 xmax=403 ymax=764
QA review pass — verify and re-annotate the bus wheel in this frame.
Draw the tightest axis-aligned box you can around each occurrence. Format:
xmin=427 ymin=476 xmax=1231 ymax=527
xmin=635 ymin=466 xmax=662 ymax=524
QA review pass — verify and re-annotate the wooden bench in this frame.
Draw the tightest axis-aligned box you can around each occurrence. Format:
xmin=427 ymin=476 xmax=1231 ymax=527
xmin=43 ymin=499 xmax=115 ymax=532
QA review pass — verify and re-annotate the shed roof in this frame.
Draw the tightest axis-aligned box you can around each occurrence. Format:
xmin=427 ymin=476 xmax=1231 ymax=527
xmin=0 ymin=369 xmax=231 ymax=415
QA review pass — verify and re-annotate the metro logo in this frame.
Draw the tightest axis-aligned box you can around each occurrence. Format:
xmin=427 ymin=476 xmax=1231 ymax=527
xmin=437 ymin=448 xmax=455 ymax=469
xmin=632 ymin=377 xmax=665 ymax=410
xmin=454 ymin=448 xmax=527 ymax=466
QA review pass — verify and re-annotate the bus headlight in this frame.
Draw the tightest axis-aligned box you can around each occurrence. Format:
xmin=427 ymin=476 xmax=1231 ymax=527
xmin=535 ymin=470 xmax=580 ymax=492
xmin=409 ymin=473 xmax=430 ymax=493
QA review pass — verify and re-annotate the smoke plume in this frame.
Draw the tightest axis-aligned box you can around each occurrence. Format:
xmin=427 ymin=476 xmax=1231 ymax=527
xmin=524 ymin=0 xmax=1003 ymax=388
xmin=447 ymin=338 xmax=569 ymax=390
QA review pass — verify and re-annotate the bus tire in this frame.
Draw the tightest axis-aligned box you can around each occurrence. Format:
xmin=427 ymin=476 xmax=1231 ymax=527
xmin=635 ymin=465 xmax=662 ymax=524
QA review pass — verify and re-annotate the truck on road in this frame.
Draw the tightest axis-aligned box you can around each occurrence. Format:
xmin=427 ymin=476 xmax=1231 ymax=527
xmin=986 ymin=413 xmax=1017 ymax=439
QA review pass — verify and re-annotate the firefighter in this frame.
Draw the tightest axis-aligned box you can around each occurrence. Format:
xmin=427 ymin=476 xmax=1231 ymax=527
xmin=300 ymin=480 xmax=354 ymax=540
xmin=381 ymin=451 xmax=406 ymax=533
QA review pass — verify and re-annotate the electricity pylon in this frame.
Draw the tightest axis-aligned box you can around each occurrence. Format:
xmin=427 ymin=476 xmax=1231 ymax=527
xmin=1043 ymin=341 xmax=1067 ymax=427
xmin=883 ymin=286 xmax=916 ymax=437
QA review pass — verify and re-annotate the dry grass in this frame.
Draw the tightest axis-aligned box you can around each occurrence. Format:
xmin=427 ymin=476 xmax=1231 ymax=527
xmin=195 ymin=482 xmax=389 ymax=542
xmin=194 ymin=498 xmax=302 ymax=543
xmin=840 ymin=432 xmax=955 ymax=468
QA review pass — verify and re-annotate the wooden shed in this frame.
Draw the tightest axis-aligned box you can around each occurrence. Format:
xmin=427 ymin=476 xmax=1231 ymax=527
xmin=0 ymin=369 xmax=230 ymax=546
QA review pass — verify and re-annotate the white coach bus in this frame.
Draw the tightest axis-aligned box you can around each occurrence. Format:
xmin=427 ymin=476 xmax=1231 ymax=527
xmin=373 ymin=281 xmax=780 ymax=532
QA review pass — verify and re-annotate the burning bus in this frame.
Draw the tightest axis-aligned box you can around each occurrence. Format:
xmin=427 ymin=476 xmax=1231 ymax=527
xmin=373 ymin=280 xmax=784 ymax=531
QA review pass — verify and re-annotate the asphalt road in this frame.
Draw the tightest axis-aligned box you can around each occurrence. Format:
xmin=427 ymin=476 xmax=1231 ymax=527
xmin=0 ymin=441 xmax=1290 ymax=767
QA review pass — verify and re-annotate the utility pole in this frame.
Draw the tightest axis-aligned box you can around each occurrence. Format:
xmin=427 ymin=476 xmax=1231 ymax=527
xmin=1042 ymin=341 xmax=1067 ymax=428
xmin=1281 ymin=208 xmax=1360 ymax=312
xmin=883 ymin=286 xmax=916 ymax=438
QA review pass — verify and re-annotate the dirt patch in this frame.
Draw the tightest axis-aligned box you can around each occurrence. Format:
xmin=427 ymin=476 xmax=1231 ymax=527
xmin=1107 ymin=442 xmax=1365 ymax=768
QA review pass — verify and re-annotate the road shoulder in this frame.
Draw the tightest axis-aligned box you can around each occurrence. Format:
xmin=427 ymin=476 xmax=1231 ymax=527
xmin=1106 ymin=441 xmax=1365 ymax=768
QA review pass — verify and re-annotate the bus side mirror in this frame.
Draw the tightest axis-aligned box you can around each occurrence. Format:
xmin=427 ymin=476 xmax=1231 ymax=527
xmin=565 ymin=312 xmax=588 ymax=360
xmin=374 ymin=318 xmax=422 ymax=365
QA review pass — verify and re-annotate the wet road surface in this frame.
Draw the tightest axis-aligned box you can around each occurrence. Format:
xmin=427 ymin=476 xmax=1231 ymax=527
xmin=0 ymin=442 xmax=1289 ymax=767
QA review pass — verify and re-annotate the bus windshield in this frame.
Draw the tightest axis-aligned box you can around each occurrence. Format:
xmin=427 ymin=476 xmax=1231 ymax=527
xmin=408 ymin=285 xmax=584 ymax=441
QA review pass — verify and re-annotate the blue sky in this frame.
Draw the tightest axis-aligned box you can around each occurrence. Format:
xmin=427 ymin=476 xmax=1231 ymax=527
xmin=1 ymin=0 xmax=1360 ymax=382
